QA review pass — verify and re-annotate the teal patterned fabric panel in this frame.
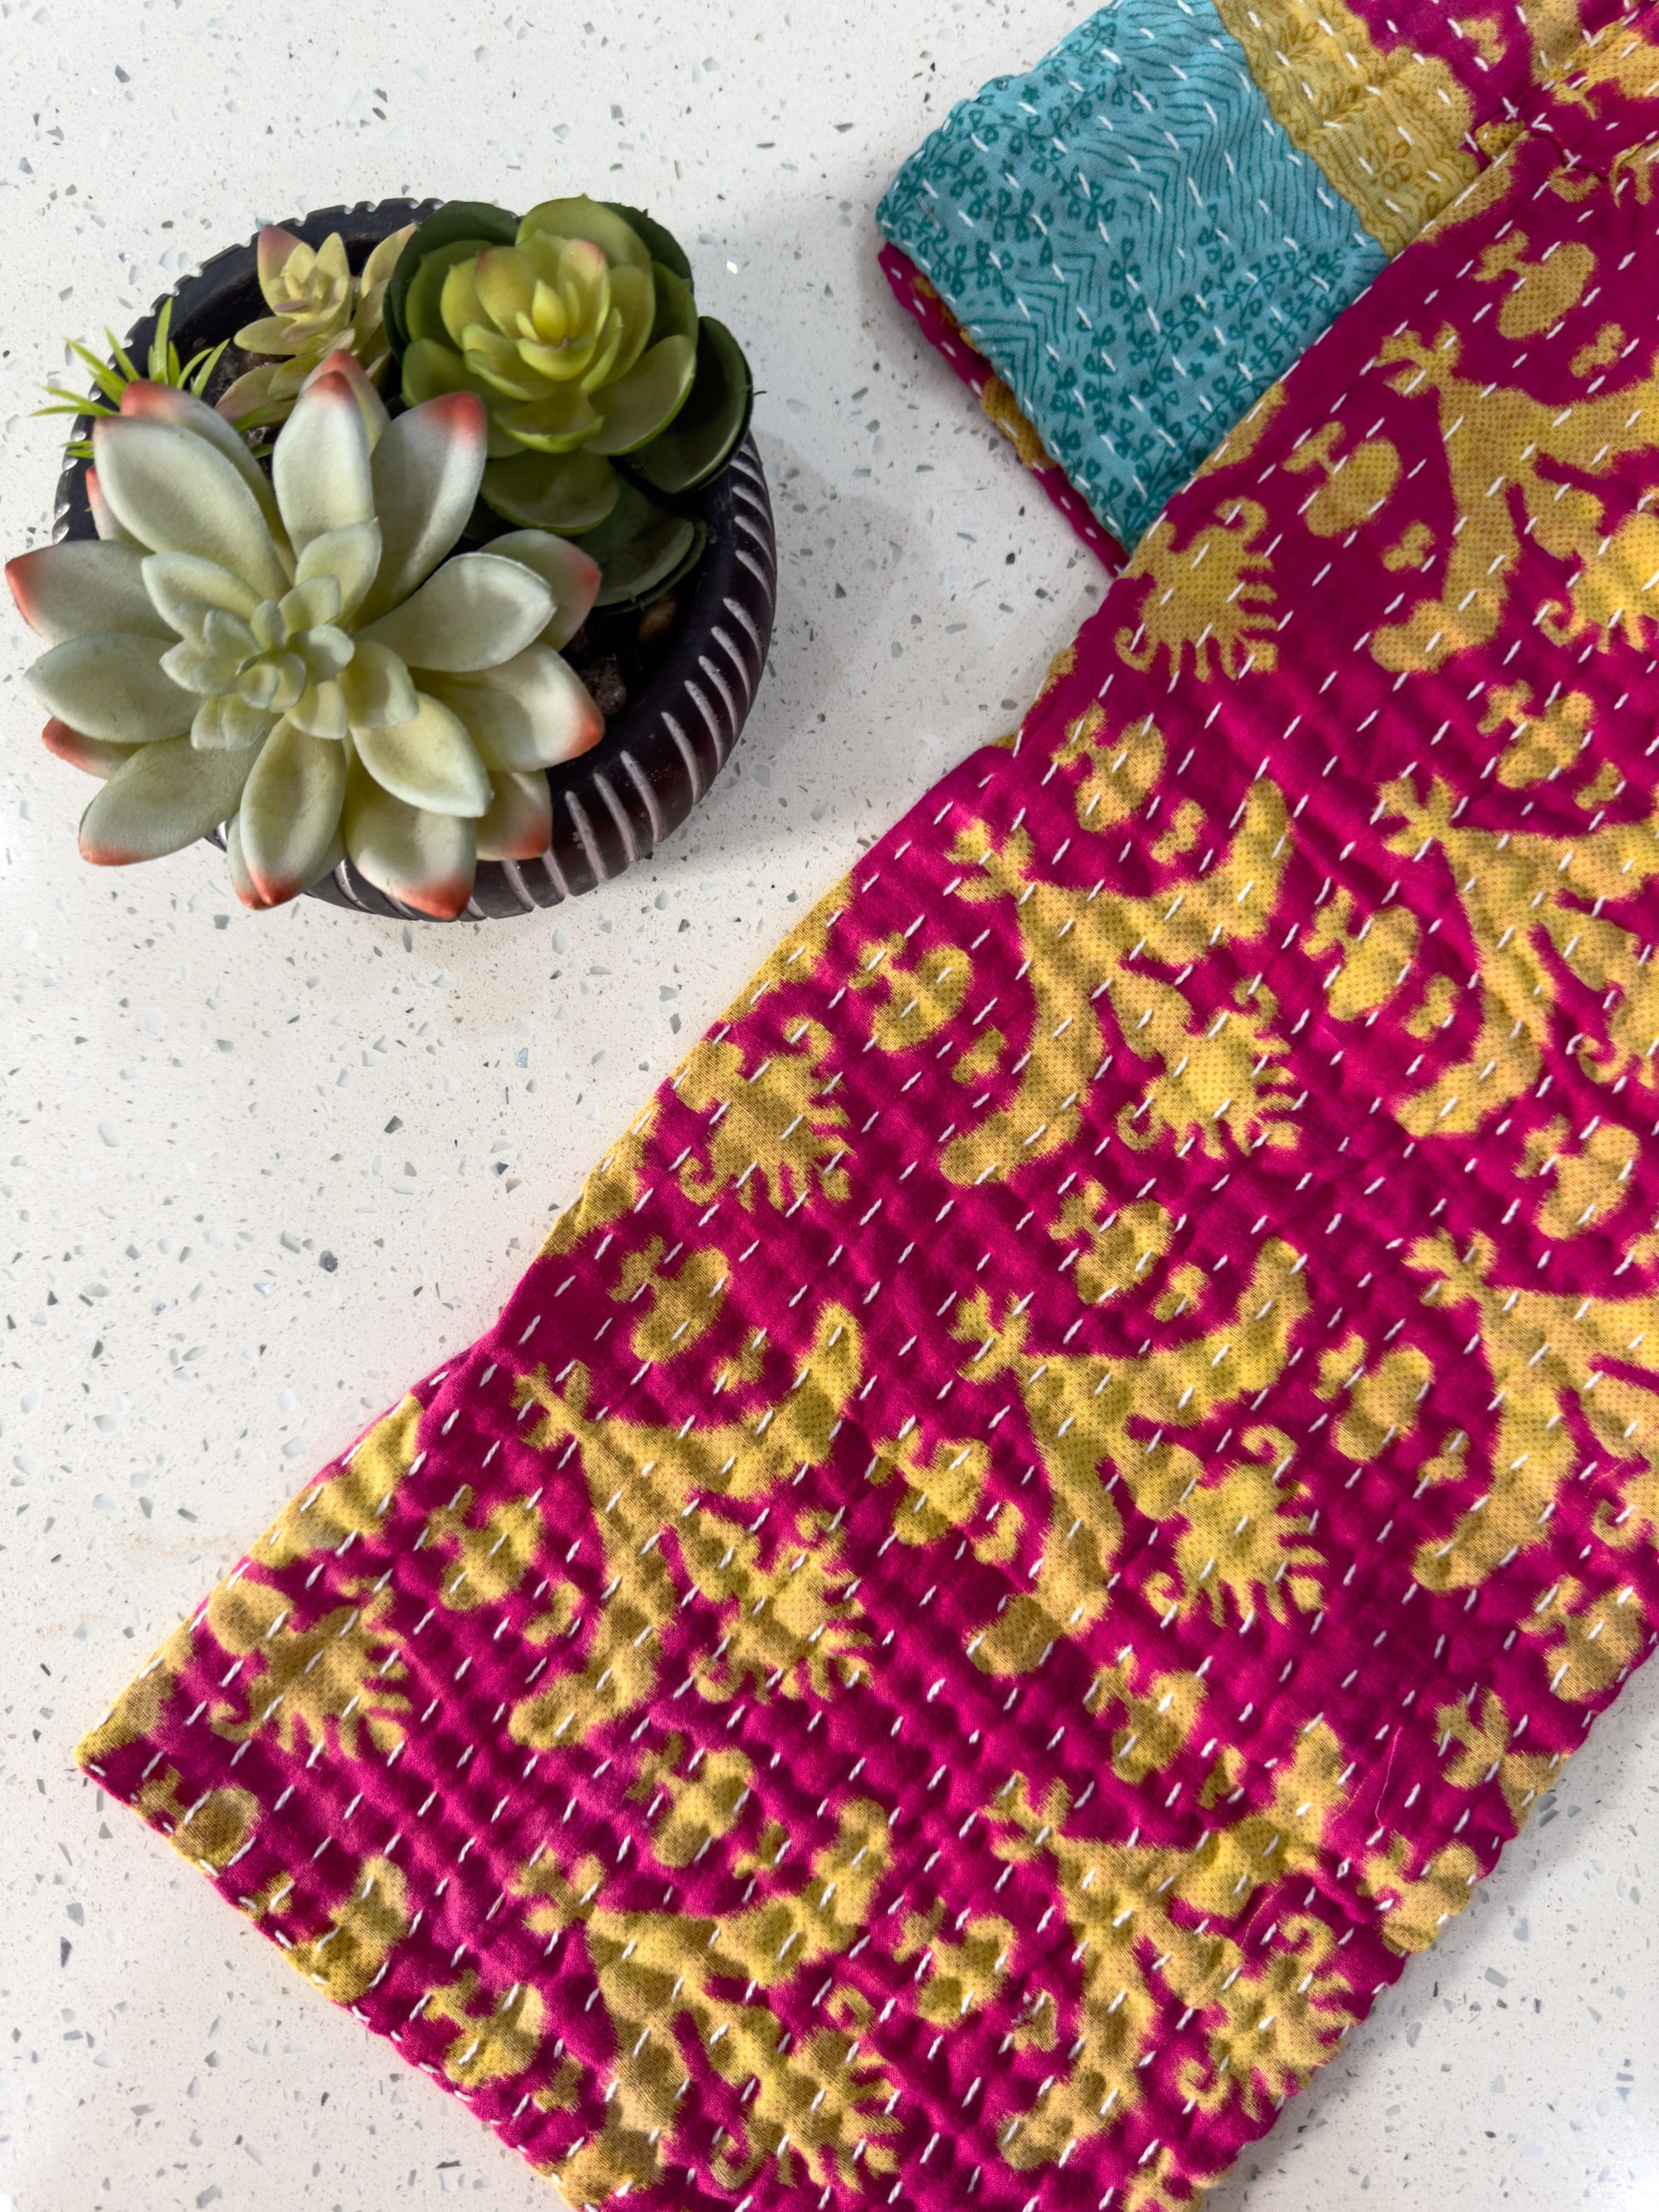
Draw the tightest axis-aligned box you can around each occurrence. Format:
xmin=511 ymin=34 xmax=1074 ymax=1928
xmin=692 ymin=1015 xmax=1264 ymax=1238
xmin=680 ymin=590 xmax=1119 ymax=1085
xmin=877 ymin=0 xmax=1387 ymax=550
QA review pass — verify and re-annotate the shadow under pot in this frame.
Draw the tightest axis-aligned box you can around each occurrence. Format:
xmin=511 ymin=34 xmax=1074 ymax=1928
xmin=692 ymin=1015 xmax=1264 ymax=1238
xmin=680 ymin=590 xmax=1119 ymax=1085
xmin=53 ymin=197 xmax=777 ymax=918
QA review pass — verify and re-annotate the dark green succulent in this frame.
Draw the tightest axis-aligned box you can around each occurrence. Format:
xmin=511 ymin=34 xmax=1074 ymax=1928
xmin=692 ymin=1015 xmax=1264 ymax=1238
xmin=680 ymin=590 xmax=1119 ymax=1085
xmin=382 ymin=197 xmax=753 ymax=610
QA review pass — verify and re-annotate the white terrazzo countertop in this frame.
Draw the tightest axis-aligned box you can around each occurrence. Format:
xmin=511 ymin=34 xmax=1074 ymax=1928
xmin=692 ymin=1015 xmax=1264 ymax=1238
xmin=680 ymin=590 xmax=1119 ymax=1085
xmin=1 ymin=3 xmax=1656 ymax=2208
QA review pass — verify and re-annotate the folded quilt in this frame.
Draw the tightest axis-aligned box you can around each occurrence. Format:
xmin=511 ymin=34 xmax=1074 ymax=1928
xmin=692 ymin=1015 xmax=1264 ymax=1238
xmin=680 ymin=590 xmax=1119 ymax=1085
xmin=878 ymin=0 xmax=1656 ymax=550
xmin=82 ymin=41 xmax=1659 ymax=2212
xmin=878 ymin=240 xmax=1130 ymax=566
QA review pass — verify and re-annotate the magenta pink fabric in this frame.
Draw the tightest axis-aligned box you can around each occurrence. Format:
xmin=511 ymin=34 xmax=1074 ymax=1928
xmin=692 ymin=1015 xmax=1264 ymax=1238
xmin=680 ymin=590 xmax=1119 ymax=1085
xmin=81 ymin=58 xmax=1659 ymax=2212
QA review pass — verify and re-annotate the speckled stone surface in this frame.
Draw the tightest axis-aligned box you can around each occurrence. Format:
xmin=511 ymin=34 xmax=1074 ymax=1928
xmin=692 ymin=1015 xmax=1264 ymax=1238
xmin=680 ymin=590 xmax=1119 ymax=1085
xmin=1 ymin=4 xmax=1657 ymax=2210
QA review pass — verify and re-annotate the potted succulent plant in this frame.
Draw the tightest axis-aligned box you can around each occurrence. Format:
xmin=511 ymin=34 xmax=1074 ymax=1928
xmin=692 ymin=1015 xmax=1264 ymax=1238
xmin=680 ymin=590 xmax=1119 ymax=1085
xmin=12 ymin=196 xmax=775 ymax=920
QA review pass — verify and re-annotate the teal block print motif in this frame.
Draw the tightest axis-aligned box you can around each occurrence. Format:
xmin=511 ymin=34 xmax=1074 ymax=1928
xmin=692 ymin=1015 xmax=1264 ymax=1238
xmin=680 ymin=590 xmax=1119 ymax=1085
xmin=878 ymin=0 xmax=1387 ymax=551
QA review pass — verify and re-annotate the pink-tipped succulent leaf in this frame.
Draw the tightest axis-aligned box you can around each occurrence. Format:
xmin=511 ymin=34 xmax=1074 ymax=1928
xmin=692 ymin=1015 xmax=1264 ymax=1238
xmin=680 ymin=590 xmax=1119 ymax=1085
xmin=343 ymin=762 xmax=477 ymax=921
xmin=40 ymin=717 xmax=137 ymax=780
xmin=82 ymin=464 xmax=142 ymax=547
xmin=254 ymin=225 xmax=306 ymax=304
xmin=475 ymin=767 xmax=554 ymax=861
xmin=300 ymin=348 xmax=392 ymax=450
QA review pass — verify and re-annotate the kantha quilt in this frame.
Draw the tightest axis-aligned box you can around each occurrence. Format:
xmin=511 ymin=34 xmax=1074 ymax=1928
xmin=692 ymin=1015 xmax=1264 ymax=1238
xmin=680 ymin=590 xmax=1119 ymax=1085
xmin=80 ymin=11 xmax=1659 ymax=2210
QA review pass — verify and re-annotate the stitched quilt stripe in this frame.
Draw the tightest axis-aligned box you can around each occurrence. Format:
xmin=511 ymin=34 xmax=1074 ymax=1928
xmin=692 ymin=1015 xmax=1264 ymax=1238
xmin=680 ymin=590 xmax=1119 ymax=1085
xmin=877 ymin=0 xmax=1388 ymax=548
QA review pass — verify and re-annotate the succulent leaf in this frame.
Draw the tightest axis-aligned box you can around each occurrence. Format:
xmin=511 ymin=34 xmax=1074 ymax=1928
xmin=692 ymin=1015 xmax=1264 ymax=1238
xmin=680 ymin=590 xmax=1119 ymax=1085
xmin=406 ymin=239 xmax=495 ymax=347
xmin=384 ymin=201 xmax=519 ymax=355
xmin=215 ymin=362 xmax=280 ymax=430
xmin=41 ymin=717 xmax=139 ymax=780
xmin=358 ymin=392 xmax=489 ymax=621
xmin=460 ymin=323 xmax=552 ymax=403
xmin=577 ymin=475 xmax=700 ymax=609
xmin=224 ymin=810 xmax=267 ymax=907
xmin=255 ymin=224 xmax=304 ymax=301
xmin=237 ymin=715 xmax=350 ymax=904
xmin=360 ymin=550 xmax=553 ymax=673
xmin=288 ymin=677 xmax=350 ymax=741
xmin=515 ymin=197 xmax=653 ymax=271
xmin=601 ymin=202 xmax=693 ymax=284
xmin=399 ymin=337 xmax=518 ymax=459
xmin=352 ymin=692 xmax=493 ymax=817
xmin=470 ymin=246 xmax=543 ymax=340
xmin=272 ymin=371 xmax=375 ymax=556
xmin=477 ymin=447 xmax=619 ymax=535
xmin=187 ymin=697 xmax=247 ymax=751
xmin=231 ymin=800 xmax=346 ymax=907
xmin=600 ymin=262 xmax=657 ymax=388
xmin=84 ymin=466 xmax=143 ymax=548
xmin=586 ymin=333 xmax=696 ymax=455
xmin=7 ymin=542 xmax=170 ymax=646
xmin=422 ymin=643 xmax=604 ymax=771
xmin=92 ymin=416 xmax=291 ymax=599
xmin=482 ymin=530 xmax=601 ymax=650
xmin=300 ymin=348 xmax=392 ymax=450
xmin=493 ymin=382 xmax=604 ymax=455
xmin=624 ymin=315 xmax=753 ymax=496
xmin=220 ymin=693 xmax=279 ymax=750
xmin=140 ymin=553 xmax=265 ymax=642
xmin=295 ymin=520 xmax=383 ymax=621
xmin=343 ymin=761 xmax=478 ymax=921
xmin=645 ymin=262 xmax=699 ymax=352
xmin=280 ymin=574 xmax=341 ymax=633
xmin=338 ymin=638 xmax=420 ymax=731
xmin=119 ymin=378 xmax=290 ymax=546
xmin=400 ymin=335 xmax=486 ymax=406
xmin=646 ymin=517 xmax=708 ymax=604
xmin=475 ymin=766 xmax=553 ymax=860
xmin=231 ymin=813 xmax=348 ymax=907
xmin=78 ymin=733 xmax=253 ymax=864
xmin=359 ymin=226 xmax=412 ymax=294
xmin=27 ymin=631 xmax=192 ymax=742
xmin=159 ymin=637 xmax=235 ymax=695
xmin=236 ymin=314 xmax=314 ymax=358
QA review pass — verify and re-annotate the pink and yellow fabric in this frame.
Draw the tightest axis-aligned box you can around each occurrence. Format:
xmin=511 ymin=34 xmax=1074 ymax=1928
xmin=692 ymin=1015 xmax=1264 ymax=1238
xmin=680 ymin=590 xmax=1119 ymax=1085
xmin=880 ymin=0 xmax=1659 ymax=558
xmin=80 ymin=21 xmax=1659 ymax=2212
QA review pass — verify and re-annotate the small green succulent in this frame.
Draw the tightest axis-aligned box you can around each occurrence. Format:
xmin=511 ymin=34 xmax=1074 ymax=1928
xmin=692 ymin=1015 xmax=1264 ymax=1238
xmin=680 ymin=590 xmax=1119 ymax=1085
xmin=384 ymin=197 xmax=753 ymax=609
xmin=36 ymin=298 xmax=231 ymax=459
xmin=9 ymin=352 xmax=603 ymax=920
xmin=216 ymin=223 xmax=415 ymax=431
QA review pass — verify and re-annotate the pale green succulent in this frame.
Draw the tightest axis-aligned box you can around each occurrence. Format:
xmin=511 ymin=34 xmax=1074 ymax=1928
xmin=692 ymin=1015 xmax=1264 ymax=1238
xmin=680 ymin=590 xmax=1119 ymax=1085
xmin=9 ymin=351 xmax=603 ymax=919
xmin=215 ymin=223 xmax=415 ymax=430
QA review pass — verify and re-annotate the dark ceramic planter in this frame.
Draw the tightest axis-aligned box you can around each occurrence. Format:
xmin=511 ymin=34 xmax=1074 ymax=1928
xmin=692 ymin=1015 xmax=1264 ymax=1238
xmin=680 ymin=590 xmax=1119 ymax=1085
xmin=51 ymin=200 xmax=777 ymax=917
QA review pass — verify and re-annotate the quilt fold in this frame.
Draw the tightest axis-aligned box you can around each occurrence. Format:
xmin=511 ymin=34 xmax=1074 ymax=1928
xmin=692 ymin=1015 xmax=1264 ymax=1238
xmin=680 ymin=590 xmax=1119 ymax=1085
xmin=878 ymin=0 xmax=1655 ymax=551
xmin=80 ymin=28 xmax=1659 ymax=2212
